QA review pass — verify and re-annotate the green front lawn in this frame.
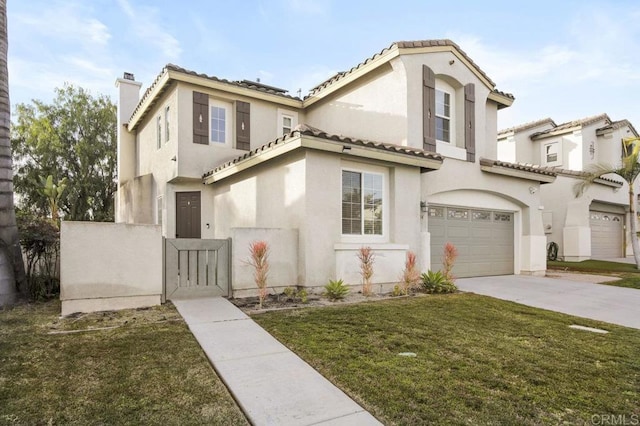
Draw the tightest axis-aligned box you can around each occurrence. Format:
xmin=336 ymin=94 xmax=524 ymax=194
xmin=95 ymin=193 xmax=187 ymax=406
xmin=548 ymin=259 xmax=638 ymax=273
xmin=0 ymin=300 xmax=248 ymax=425
xmin=254 ymin=294 xmax=640 ymax=425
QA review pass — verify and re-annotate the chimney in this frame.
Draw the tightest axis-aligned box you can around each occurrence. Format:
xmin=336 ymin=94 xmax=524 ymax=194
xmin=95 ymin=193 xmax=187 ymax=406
xmin=114 ymin=72 xmax=143 ymax=222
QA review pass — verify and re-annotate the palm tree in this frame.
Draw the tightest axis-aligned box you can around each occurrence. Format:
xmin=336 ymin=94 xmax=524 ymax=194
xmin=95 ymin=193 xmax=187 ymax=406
xmin=575 ymin=136 xmax=640 ymax=268
xmin=0 ymin=0 xmax=25 ymax=306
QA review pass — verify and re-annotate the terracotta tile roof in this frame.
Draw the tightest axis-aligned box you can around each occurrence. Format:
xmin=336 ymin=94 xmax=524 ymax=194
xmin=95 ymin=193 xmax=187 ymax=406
xmin=129 ymin=64 xmax=301 ymax=127
xmin=530 ymin=113 xmax=611 ymax=139
xmin=479 ymin=158 xmax=558 ymax=177
xmin=498 ymin=118 xmax=556 ymax=137
xmin=204 ymin=124 xmax=443 ymax=178
xmin=306 ymin=39 xmax=513 ymax=99
xmin=596 ymin=119 xmax=640 ymax=137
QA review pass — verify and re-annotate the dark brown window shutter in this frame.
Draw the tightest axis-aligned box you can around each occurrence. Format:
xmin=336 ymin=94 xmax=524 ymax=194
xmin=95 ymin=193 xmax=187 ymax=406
xmin=236 ymin=101 xmax=250 ymax=150
xmin=422 ymin=65 xmax=436 ymax=152
xmin=193 ymin=91 xmax=209 ymax=145
xmin=464 ymin=83 xmax=476 ymax=162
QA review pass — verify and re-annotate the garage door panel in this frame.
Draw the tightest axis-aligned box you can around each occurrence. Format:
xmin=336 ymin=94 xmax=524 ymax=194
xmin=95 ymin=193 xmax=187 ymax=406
xmin=429 ymin=206 xmax=514 ymax=278
xmin=590 ymin=210 xmax=623 ymax=258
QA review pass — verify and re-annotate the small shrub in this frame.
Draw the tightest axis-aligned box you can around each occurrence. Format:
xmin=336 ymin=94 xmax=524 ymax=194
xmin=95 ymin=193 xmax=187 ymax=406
xmin=442 ymin=242 xmax=458 ymax=283
xmin=358 ymin=246 xmax=375 ymax=296
xmin=298 ymin=288 xmax=309 ymax=304
xmin=324 ymin=279 xmax=350 ymax=301
xmin=399 ymin=251 xmax=420 ymax=295
xmin=281 ymin=287 xmax=309 ymax=304
xmin=248 ymin=241 xmax=269 ymax=309
xmin=391 ymin=284 xmax=403 ymax=297
xmin=421 ymin=270 xmax=457 ymax=294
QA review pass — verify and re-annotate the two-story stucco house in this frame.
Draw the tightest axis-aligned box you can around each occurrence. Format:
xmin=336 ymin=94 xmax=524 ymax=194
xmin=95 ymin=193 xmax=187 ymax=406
xmin=497 ymin=114 xmax=639 ymax=261
xmin=116 ymin=39 xmax=555 ymax=297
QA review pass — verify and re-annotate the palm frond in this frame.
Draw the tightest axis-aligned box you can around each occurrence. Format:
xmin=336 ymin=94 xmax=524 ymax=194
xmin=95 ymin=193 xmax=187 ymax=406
xmin=573 ymin=162 xmax=617 ymax=197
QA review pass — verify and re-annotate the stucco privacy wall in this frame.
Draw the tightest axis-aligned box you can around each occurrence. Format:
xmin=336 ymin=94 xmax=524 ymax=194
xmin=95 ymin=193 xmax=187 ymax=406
xmin=231 ymin=228 xmax=299 ymax=298
xmin=60 ymin=222 xmax=162 ymax=315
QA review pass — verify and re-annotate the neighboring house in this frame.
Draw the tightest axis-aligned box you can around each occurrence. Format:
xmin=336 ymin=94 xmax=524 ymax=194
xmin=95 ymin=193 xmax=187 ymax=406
xmin=498 ymin=114 xmax=640 ymax=261
xmin=116 ymin=39 xmax=554 ymax=296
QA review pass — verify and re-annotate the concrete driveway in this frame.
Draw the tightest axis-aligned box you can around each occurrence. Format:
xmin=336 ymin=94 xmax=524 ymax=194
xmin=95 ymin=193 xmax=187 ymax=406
xmin=456 ymin=275 xmax=640 ymax=330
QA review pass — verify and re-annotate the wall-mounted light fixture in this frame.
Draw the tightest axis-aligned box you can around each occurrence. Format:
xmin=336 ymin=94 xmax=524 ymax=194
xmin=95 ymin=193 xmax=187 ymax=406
xmin=529 ymin=186 xmax=537 ymax=194
xmin=449 ymin=60 xmax=455 ymax=65
xmin=420 ymin=201 xmax=427 ymax=213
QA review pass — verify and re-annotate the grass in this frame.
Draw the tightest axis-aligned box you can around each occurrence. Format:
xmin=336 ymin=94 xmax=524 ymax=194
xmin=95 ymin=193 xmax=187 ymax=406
xmin=549 ymin=259 xmax=640 ymax=289
xmin=0 ymin=300 xmax=248 ymax=426
xmin=254 ymin=294 xmax=640 ymax=425
xmin=548 ymin=259 xmax=639 ymax=273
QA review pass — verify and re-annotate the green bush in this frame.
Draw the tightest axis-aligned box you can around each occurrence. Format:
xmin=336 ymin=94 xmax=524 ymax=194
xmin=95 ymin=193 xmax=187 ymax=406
xmin=421 ymin=270 xmax=457 ymax=294
xmin=16 ymin=210 xmax=60 ymax=300
xmin=323 ymin=279 xmax=350 ymax=301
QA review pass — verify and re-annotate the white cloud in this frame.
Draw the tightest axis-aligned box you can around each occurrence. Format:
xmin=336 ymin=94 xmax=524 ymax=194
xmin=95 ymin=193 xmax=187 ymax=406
xmin=116 ymin=0 xmax=182 ymax=61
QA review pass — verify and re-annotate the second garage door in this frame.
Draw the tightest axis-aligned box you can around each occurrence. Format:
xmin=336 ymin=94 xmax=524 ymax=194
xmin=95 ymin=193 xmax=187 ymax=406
xmin=590 ymin=211 xmax=623 ymax=258
xmin=428 ymin=205 xmax=514 ymax=278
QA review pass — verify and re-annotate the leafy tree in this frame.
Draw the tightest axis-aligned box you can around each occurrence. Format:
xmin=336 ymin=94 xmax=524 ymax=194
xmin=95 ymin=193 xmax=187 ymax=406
xmin=11 ymin=84 xmax=116 ymax=221
xmin=0 ymin=0 xmax=26 ymax=306
xmin=575 ymin=137 xmax=640 ymax=268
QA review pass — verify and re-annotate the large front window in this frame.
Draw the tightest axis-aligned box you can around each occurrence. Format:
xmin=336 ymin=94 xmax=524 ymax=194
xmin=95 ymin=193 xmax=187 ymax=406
xmin=436 ymin=89 xmax=451 ymax=142
xmin=342 ymin=170 xmax=383 ymax=235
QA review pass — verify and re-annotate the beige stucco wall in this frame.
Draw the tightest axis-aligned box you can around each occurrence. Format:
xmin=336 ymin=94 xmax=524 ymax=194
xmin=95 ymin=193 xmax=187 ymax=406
xmin=211 ymin=147 xmax=423 ymax=291
xmin=231 ymin=228 xmax=299 ymax=297
xmin=305 ymin=60 xmax=409 ymax=146
xmin=60 ymin=222 xmax=162 ymax=315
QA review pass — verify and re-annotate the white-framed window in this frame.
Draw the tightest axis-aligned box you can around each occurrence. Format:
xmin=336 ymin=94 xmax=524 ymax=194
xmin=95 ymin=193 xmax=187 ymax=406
xmin=209 ymin=99 xmax=232 ymax=145
xmin=156 ymin=116 xmax=162 ymax=149
xmin=156 ymin=196 xmax=163 ymax=226
xmin=543 ymin=141 xmax=561 ymax=166
xmin=435 ymin=89 xmax=451 ymax=143
xmin=277 ymin=109 xmax=298 ymax=136
xmin=341 ymin=169 xmax=384 ymax=236
xmin=282 ymin=115 xmax=293 ymax=134
xmin=164 ymin=106 xmax=170 ymax=143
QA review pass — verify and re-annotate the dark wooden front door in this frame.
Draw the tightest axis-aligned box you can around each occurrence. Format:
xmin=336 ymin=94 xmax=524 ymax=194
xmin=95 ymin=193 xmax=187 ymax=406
xmin=176 ymin=192 xmax=201 ymax=238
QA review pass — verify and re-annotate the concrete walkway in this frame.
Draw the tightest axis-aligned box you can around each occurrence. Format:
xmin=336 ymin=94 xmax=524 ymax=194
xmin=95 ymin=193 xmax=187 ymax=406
xmin=173 ymin=297 xmax=382 ymax=426
xmin=457 ymin=275 xmax=640 ymax=330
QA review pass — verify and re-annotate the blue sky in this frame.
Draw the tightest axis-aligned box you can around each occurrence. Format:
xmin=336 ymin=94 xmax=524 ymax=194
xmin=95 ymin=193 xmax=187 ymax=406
xmin=7 ymin=0 xmax=640 ymax=130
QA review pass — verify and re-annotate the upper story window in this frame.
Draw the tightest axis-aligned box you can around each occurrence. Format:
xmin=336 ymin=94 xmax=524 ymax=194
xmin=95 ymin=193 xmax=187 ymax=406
xmin=542 ymin=141 xmax=561 ymax=166
xmin=210 ymin=106 xmax=226 ymax=143
xmin=277 ymin=109 xmax=298 ymax=137
xmin=282 ymin=115 xmax=293 ymax=134
xmin=164 ymin=106 xmax=170 ymax=143
xmin=435 ymin=89 xmax=451 ymax=143
xmin=342 ymin=169 xmax=384 ymax=236
xmin=156 ymin=116 xmax=162 ymax=149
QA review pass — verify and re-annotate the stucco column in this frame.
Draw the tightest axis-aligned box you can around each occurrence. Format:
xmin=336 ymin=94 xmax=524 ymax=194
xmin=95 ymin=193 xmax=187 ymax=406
xmin=563 ymin=198 xmax=592 ymax=261
xmin=520 ymin=204 xmax=547 ymax=276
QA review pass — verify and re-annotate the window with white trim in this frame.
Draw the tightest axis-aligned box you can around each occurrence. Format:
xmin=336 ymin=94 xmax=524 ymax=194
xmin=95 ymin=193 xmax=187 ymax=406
xmin=156 ymin=116 xmax=162 ymax=149
xmin=342 ymin=170 xmax=383 ymax=235
xmin=542 ymin=141 xmax=561 ymax=166
xmin=435 ymin=89 xmax=451 ymax=143
xmin=277 ymin=109 xmax=298 ymax=136
xmin=156 ymin=196 xmax=163 ymax=226
xmin=210 ymin=106 xmax=226 ymax=143
xmin=164 ymin=106 xmax=170 ymax=143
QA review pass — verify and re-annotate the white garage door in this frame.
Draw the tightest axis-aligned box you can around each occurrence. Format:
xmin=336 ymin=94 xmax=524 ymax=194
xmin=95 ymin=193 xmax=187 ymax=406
xmin=428 ymin=206 xmax=514 ymax=278
xmin=590 ymin=211 xmax=623 ymax=258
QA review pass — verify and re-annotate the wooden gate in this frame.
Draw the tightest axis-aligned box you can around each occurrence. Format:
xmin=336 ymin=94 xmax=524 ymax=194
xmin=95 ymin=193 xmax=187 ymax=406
xmin=164 ymin=238 xmax=231 ymax=301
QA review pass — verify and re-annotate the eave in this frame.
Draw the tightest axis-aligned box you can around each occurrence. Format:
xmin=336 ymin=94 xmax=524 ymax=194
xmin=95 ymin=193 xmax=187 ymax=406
xmin=204 ymin=134 xmax=442 ymax=184
xmin=479 ymin=158 xmax=557 ymax=184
